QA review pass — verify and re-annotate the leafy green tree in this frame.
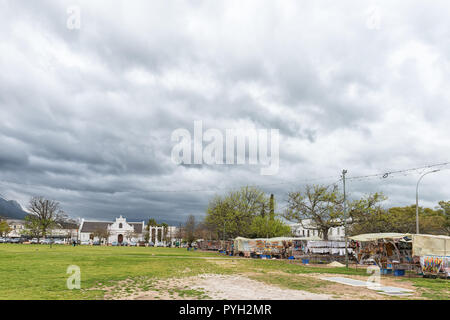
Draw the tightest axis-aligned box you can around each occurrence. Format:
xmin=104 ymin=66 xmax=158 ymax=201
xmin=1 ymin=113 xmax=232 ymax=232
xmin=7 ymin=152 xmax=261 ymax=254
xmin=23 ymin=214 xmax=43 ymax=240
xmin=388 ymin=205 xmax=446 ymax=234
xmin=249 ymin=215 xmax=291 ymax=238
xmin=348 ymin=207 xmax=390 ymax=235
xmin=437 ymin=201 xmax=450 ymax=234
xmin=205 ymin=186 xmax=270 ymax=238
xmin=0 ymin=219 xmax=11 ymax=237
xmin=350 ymin=204 xmax=448 ymax=235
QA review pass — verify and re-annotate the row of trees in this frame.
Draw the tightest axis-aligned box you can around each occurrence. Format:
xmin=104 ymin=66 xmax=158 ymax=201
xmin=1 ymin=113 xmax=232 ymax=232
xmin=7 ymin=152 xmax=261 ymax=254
xmin=199 ymin=185 xmax=449 ymax=241
xmin=349 ymin=202 xmax=449 ymax=235
xmin=3 ymin=189 xmax=448 ymax=244
xmin=201 ymin=186 xmax=291 ymax=240
xmin=285 ymin=184 xmax=449 ymax=239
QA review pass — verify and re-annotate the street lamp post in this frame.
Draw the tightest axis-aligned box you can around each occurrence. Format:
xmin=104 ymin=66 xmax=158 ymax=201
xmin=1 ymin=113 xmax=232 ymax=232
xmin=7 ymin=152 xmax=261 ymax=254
xmin=415 ymin=169 xmax=440 ymax=234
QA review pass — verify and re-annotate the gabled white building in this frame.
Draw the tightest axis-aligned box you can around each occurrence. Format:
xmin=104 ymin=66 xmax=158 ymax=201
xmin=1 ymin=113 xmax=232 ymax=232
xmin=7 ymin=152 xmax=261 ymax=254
xmin=289 ymin=219 xmax=345 ymax=241
xmin=79 ymin=215 xmax=145 ymax=244
xmin=5 ymin=219 xmax=26 ymax=238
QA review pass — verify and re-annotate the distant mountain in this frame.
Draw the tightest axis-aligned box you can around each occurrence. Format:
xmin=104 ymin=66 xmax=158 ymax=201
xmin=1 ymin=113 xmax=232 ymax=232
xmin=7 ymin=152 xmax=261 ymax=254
xmin=0 ymin=197 xmax=28 ymax=219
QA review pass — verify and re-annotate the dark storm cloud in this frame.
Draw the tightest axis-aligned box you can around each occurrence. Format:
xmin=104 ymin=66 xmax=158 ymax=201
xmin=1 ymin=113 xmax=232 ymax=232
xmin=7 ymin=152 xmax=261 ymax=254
xmin=0 ymin=0 xmax=449 ymax=223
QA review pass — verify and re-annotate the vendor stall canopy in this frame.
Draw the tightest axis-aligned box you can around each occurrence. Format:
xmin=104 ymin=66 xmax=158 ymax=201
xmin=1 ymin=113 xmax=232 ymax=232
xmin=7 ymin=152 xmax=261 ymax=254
xmin=349 ymin=233 xmax=412 ymax=242
xmin=234 ymin=236 xmax=321 ymax=242
xmin=412 ymin=234 xmax=450 ymax=257
xmin=234 ymin=236 xmax=322 ymax=254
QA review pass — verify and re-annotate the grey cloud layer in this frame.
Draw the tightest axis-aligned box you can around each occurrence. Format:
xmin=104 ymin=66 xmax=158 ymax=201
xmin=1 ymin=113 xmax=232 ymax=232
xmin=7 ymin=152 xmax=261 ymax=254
xmin=0 ymin=0 xmax=449 ymax=222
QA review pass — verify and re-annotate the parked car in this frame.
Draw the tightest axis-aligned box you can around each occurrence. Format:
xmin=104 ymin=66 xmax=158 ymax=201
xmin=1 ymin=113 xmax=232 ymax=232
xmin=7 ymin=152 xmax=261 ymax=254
xmin=9 ymin=238 xmax=20 ymax=243
xmin=41 ymin=239 xmax=53 ymax=245
xmin=148 ymin=241 xmax=154 ymax=246
xmin=18 ymin=237 xmax=28 ymax=243
xmin=53 ymin=239 xmax=65 ymax=245
xmin=111 ymin=241 xmax=118 ymax=246
xmin=92 ymin=240 xmax=101 ymax=246
xmin=30 ymin=238 xmax=39 ymax=244
xmin=80 ymin=240 xmax=90 ymax=245
xmin=129 ymin=241 xmax=137 ymax=246
xmin=0 ymin=238 xmax=5 ymax=243
xmin=138 ymin=241 xmax=147 ymax=247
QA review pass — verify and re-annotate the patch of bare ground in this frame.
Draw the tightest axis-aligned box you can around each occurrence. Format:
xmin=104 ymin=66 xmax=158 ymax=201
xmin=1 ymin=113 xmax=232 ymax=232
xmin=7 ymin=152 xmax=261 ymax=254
xmin=94 ymin=274 xmax=332 ymax=300
xmin=90 ymin=265 xmax=424 ymax=300
xmin=264 ymin=271 xmax=424 ymax=300
xmin=186 ymin=274 xmax=331 ymax=300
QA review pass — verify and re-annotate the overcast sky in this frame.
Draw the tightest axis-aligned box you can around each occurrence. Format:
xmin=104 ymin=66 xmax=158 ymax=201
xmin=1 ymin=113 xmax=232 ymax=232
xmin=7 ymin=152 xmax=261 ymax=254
xmin=0 ymin=0 xmax=449 ymax=224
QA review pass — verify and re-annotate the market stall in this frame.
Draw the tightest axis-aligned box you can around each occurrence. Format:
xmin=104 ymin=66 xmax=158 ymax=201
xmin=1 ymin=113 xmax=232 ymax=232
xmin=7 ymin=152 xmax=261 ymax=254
xmin=349 ymin=233 xmax=414 ymax=274
xmin=233 ymin=236 xmax=320 ymax=258
xmin=305 ymin=240 xmax=355 ymax=263
xmin=412 ymin=234 xmax=450 ymax=278
xmin=233 ymin=236 xmax=354 ymax=261
xmin=196 ymin=240 xmax=232 ymax=251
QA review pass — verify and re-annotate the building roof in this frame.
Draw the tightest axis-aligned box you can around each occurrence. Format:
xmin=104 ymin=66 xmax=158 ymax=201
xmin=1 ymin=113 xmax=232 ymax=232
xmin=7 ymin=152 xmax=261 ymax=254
xmin=80 ymin=222 xmax=111 ymax=233
xmin=129 ymin=222 xmax=143 ymax=233
xmin=6 ymin=219 xmax=25 ymax=224
xmin=80 ymin=220 xmax=144 ymax=233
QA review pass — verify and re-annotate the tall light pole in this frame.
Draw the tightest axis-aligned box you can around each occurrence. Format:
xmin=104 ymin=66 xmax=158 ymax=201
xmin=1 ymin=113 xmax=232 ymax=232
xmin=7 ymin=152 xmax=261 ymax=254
xmin=342 ymin=169 xmax=348 ymax=268
xmin=416 ymin=169 xmax=440 ymax=234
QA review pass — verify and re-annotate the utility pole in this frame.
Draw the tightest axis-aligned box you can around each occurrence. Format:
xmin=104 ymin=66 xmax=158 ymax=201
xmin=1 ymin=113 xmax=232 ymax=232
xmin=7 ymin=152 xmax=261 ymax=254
xmin=342 ymin=169 xmax=348 ymax=268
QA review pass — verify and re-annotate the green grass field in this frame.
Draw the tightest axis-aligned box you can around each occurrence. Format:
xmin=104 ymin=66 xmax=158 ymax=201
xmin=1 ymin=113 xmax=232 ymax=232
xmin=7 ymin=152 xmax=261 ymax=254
xmin=0 ymin=244 xmax=448 ymax=300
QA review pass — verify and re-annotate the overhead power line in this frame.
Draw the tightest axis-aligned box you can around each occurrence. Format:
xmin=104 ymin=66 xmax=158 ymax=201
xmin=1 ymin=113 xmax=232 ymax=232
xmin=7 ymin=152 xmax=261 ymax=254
xmin=346 ymin=161 xmax=450 ymax=182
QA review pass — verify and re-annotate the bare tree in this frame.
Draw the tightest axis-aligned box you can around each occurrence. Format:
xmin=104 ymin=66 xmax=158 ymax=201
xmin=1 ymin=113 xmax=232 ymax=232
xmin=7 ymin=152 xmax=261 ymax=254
xmin=92 ymin=227 xmax=111 ymax=244
xmin=125 ymin=230 xmax=138 ymax=243
xmin=176 ymin=223 xmax=184 ymax=246
xmin=26 ymin=197 xmax=65 ymax=240
xmin=184 ymin=215 xmax=197 ymax=246
xmin=284 ymin=184 xmax=385 ymax=240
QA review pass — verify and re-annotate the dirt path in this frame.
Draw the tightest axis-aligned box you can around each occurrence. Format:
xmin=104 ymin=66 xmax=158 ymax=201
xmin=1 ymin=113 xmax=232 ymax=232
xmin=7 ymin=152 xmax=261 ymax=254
xmin=102 ymin=274 xmax=332 ymax=300
xmin=98 ymin=271 xmax=424 ymax=300
xmin=183 ymin=274 xmax=331 ymax=300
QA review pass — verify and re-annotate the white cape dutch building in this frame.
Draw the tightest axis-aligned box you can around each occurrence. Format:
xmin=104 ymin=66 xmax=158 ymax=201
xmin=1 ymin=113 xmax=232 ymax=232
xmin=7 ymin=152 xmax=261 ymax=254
xmin=79 ymin=215 xmax=145 ymax=244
